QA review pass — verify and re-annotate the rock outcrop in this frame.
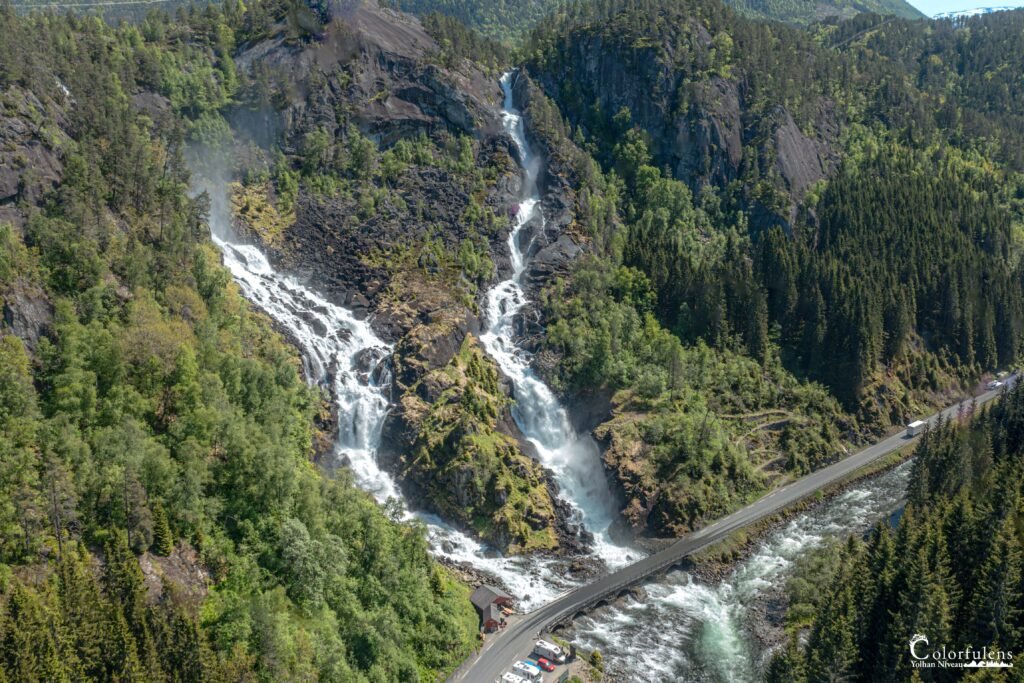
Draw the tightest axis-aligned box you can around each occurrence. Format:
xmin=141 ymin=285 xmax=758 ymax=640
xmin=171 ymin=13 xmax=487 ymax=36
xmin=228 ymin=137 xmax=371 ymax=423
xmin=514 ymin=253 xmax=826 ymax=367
xmin=0 ymin=86 xmax=66 ymax=349
xmin=231 ymin=0 xmax=500 ymax=155
xmin=1 ymin=279 xmax=53 ymax=352
xmin=0 ymin=85 xmax=69 ymax=230
xmin=386 ymin=333 xmax=564 ymax=552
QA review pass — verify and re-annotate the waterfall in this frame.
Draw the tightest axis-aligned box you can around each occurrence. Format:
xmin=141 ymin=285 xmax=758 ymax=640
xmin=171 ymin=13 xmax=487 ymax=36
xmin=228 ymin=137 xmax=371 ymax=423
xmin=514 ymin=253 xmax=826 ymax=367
xmin=198 ymin=69 xmax=632 ymax=610
xmin=479 ymin=72 xmax=628 ymax=569
xmin=207 ymin=189 xmax=398 ymax=501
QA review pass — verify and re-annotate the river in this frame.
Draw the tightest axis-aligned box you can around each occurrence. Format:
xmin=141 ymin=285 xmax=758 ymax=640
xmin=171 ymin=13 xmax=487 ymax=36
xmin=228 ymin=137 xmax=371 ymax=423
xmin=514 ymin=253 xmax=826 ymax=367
xmin=568 ymin=462 xmax=911 ymax=682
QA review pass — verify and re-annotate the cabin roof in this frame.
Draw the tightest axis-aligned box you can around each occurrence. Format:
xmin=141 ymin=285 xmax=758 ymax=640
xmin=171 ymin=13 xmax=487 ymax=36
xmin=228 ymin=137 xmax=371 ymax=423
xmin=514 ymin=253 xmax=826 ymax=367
xmin=482 ymin=603 xmax=502 ymax=624
xmin=470 ymin=584 xmax=512 ymax=612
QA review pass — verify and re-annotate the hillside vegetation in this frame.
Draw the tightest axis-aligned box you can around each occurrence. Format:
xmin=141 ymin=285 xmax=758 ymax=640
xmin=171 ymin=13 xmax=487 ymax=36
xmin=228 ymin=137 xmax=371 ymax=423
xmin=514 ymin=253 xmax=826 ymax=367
xmin=523 ymin=0 xmax=1024 ymax=418
xmin=499 ymin=0 xmax=1024 ymax=535
xmin=0 ymin=4 xmax=479 ymax=680
xmin=383 ymin=0 xmax=921 ymax=45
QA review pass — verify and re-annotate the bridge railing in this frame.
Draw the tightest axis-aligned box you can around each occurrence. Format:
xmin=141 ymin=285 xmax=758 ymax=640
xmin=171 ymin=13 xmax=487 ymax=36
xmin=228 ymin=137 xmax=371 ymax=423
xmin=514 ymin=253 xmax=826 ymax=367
xmin=542 ymin=544 xmax=692 ymax=631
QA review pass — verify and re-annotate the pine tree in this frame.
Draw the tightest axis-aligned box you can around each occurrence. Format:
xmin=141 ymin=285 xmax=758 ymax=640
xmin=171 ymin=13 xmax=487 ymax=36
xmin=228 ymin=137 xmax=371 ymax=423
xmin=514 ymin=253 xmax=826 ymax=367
xmin=969 ymin=517 xmax=1022 ymax=648
xmin=57 ymin=544 xmax=110 ymax=680
xmin=858 ymin=525 xmax=897 ymax=682
xmin=806 ymin=569 xmax=859 ymax=682
xmin=103 ymin=531 xmax=161 ymax=678
xmin=104 ymin=606 xmax=145 ymax=683
xmin=766 ymin=637 xmax=807 ymax=683
xmin=149 ymin=593 xmax=204 ymax=683
xmin=943 ymin=494 xmax=979 ymax=637
xmin=152 ymin=500 xmax=174 ymax=556
xmin=0 ymin=584 xmax=69 ymax=683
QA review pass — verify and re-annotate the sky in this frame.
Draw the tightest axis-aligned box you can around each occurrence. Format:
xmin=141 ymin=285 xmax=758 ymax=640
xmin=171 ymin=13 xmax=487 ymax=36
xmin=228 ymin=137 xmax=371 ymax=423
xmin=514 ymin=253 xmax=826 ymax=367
xmin=908 ymin=0 xmax=1024 ymax=16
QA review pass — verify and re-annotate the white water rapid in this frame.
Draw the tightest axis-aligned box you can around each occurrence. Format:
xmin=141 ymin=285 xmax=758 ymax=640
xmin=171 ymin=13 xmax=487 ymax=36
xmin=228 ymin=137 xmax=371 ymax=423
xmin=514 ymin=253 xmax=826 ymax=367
xmin=199 ymin=71 xmax=629 ymax=609
xmin=569 ymin=461 xmax=912 ymax=682
xmin=209 ymin=230 xmax=398 ymax=499
xmin=481 ymin=72 xmax=628 ymax=570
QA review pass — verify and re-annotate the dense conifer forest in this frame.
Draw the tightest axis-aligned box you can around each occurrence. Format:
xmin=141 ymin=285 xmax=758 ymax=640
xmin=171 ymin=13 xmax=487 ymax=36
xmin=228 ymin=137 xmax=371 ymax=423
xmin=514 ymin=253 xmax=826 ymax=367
xmin=768 ymin=382 xmax=1024 ymax=682
xmin=384 ymin=0 xmax=921 ymax=44
xmin=523 ymin=0 xmax=1024 ymax=420
xmin=0 ymin=4 xmax=478 ymax=680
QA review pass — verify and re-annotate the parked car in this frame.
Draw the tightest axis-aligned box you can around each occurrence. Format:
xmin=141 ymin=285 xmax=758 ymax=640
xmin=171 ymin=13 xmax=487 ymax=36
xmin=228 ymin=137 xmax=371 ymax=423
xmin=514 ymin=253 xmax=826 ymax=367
xmin=512 ymin=661 xmax=542 ymax=682
xmin=535 ymin=658 xmax=556 ymax=672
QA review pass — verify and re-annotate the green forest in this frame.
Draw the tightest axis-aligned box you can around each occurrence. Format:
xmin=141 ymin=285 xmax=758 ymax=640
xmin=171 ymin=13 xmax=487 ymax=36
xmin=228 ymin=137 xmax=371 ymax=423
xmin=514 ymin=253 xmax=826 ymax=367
xmin=0 ymin=4 xmax=478 ymax=681
xmin=768 ymin=382 xmax=1024 ymax=682
xmin=3 ymin=0 xmax=1024 ymax=678
xmin=383 ymin=0 xmax=921 ymax=45
xmin=523 ymin=0 xmax=1024 ymax=420
xmin=502 ymin=0 xmax=1024 ymax=539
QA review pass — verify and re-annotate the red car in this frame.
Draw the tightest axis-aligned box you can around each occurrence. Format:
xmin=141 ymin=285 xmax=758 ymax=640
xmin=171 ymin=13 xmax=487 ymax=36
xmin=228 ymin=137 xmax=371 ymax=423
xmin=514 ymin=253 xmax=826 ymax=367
xmin=535 ymin=658 xmax=556 ymax=672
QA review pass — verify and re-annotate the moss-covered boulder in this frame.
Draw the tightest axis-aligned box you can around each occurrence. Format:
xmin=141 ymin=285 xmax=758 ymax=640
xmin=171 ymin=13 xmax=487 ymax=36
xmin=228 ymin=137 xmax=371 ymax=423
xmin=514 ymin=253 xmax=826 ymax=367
xmin=397 ymin=334 xmax=560 ymax=553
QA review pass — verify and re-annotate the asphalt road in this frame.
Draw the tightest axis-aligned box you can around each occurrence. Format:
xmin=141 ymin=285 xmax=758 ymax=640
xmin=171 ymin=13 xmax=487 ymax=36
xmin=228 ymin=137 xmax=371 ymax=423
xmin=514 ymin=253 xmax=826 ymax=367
xmin=451 ymin=375 xmax=1017 ymax=683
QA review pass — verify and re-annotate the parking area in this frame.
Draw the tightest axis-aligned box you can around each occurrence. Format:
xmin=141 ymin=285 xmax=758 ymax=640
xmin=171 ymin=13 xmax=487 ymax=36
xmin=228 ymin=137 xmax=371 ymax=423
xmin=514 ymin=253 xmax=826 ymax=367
xmin=494 ymin=635 xmax=577 ymax=683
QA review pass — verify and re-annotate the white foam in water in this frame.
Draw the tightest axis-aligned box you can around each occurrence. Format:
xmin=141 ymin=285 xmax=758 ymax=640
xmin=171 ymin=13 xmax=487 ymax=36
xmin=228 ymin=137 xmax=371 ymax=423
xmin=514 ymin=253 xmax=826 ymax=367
xmin=571 ymin=462 xmax=913 ymax=682
xmin=481 ymin=72 xmax=628 ymax=569
xmin=211 ymin=234 xmax=400 ymax=501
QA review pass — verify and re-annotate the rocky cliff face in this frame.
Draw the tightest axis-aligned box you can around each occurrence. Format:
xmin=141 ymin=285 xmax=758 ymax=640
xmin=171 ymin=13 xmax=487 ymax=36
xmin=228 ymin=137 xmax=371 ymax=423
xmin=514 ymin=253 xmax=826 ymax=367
xmin=223 ymin=1 xmax=588 ymax=553
xmin=0 ymin=86 xmax=67 ymax=349
xmin=0 ymin=85 xmax=69 ymax=231
xmin=232 ymin=0 xmax=500 ymax=152
xmin=526 ymin=16 xmax=842 ymax=231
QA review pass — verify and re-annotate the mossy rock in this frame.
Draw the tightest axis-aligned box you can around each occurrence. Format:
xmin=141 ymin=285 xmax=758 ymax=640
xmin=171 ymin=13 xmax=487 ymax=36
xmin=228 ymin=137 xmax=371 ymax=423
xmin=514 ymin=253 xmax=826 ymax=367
xmin=401 ymin=334 xmax=559 ymax=553
xmin=230 ymin=180 xmax=294 ymax=246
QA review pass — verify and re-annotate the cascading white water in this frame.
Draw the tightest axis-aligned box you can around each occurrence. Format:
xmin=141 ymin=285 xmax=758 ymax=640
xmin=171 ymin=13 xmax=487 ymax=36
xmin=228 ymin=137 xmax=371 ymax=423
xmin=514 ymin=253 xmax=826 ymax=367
xmin=198 ymin=69 xmax=633 ymax=610
xmin=480 ymin=72 xmax=629 ymax=570
xmin=201 ymin=179 xmax=575 ymax=609
xmin=569 ymin=462 xmax=912 ymax=682
xmin=214 ymin=246 xmax=397 ymax=488
xmin=208 ymin=196 xmax=398 ymax=501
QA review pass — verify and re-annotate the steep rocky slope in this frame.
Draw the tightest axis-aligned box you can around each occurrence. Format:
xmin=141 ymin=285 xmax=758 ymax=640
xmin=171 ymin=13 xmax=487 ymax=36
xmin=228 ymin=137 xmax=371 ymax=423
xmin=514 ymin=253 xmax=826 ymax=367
xmin=510 ymin=0 xmax=1024 ymax=540
xmin=223 ymin=0 xmax=588 ymax=552
xmin=0 ymin=85 xmax=66 ymax=350
xmin=524 ymin=4 xmax=851 ymax=232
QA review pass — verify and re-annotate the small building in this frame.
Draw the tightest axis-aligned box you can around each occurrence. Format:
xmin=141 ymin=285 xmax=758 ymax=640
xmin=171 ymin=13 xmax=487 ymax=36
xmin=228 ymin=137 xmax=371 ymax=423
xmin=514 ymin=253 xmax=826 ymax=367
xmin=906 ymin=420 xmax=926 ymax=437
xmin=481 ymin=603 xmax=504 ymax=633
xmin=471 ymin=584 xmax=513 ymax=633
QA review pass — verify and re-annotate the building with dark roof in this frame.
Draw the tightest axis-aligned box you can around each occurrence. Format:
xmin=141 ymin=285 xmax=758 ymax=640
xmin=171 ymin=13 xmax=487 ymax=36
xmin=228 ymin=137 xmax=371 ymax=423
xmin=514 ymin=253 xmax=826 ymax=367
xmin=470 ymin=585 xmax=513 ymax=633
xmin=481 ymin=603 xmax=503 ymax=633
xmin=470 ymin=585 xmax=512 ymax=612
